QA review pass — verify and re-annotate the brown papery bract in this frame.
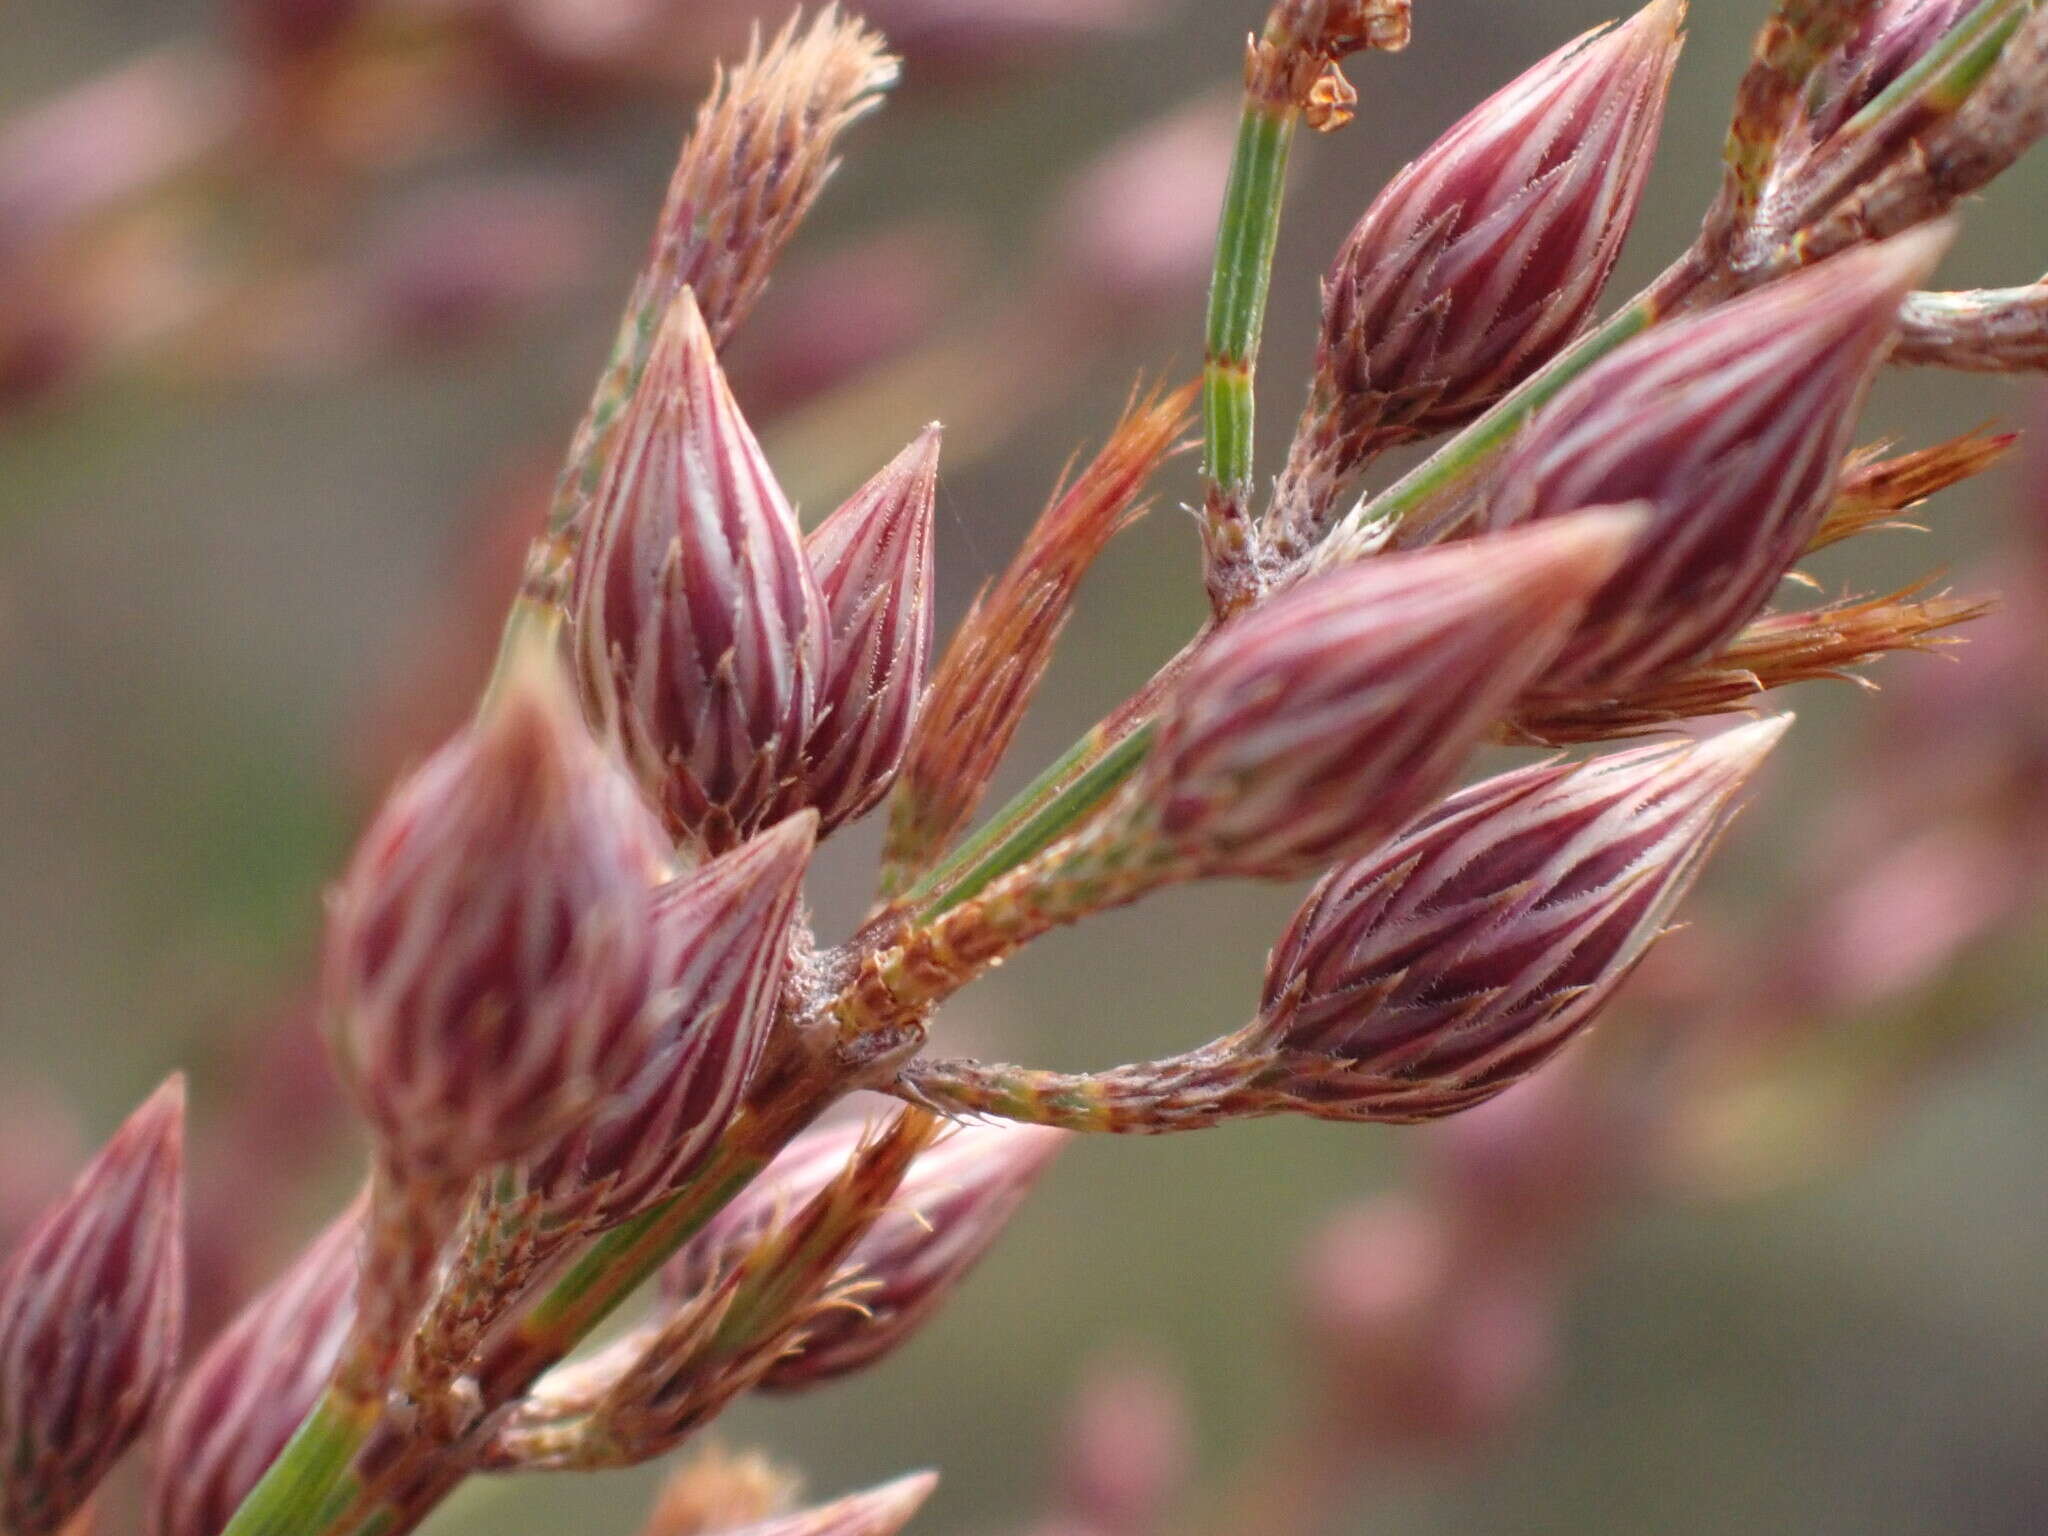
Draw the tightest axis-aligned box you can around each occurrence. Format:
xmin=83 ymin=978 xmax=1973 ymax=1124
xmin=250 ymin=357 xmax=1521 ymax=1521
xmin=880 ymin=382 xmax=1195 ymax=890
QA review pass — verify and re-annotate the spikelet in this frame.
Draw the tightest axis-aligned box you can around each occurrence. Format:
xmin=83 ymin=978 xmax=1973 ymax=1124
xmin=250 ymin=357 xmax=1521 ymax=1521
xmin=570 ymin=291 xmax=828 ymax=851
xmin=1272 ymin=0 xmax=1684 ymax=552
xmin=552 ymin=9 xmax=900 ymax=540
xmin=898 ymin=724 xmax=1785 ymax=1131
xmin=1254 ymin=719 xmax=1790 ymax=1117
xmin=1488 ymin=226 xmax=1947 ymax=697
xmin=1810 ymin=428 xmax=2017 ymax=549
xmin=147 ymin=1201 xmax=360 ymax=1536
xmin=493 ymin=1113 xmax=940 ymax=1471
xmin=322 ymin=641 xmax=668 ymax=1177
xmin=760 ymin=1124 xmax=1063 ymax=1388
xmin=0 ymin=1080 xmax=185 ymax=1536
xmin=1504 ymin=586 xmax=1987 ymax=743
xmin=654 ymin=8 xmax=901 ymax=348
xmin=1132 ymin=512 xmax=1639 ymax=879
xmin=795 ymin=428 xmax=942 ymax=831
xmin=715 ymin=1474 xmax=938 ymax=1536
xmin=530 ymin=814 xmax=815 ymax=1228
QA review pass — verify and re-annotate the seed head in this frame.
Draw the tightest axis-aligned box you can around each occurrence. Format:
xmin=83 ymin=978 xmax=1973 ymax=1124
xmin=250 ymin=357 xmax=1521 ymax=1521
xmin=1259 ymin=719 xmax=1788 ymax=1119
xmin=794 ymin=428 xmax=941 ymax=831
xmin=761 ymin=1124 xmax=1064 ymax=1389
xmin=0 ymin=1078 xmax=185 ymax=1536
xmin=571 ymin=289 xmax=828 ymax=852
xmin=322 ymin=642 xmax=669 ymax=1177
xmin=655 ymin=7 xmax=900 ymax=349
xmin=1274 ymin=0 xmax=1683 ymax=547
xmin=1132 ymin=511 xmax=1638 ymax=879
xmin=1488 ymin=225 xmax=1949 ymax=695
xmin=147 ymin=1201 xmax=360 ymax=1536
xmin=529 ymin=813 xmax=816 ymax=1228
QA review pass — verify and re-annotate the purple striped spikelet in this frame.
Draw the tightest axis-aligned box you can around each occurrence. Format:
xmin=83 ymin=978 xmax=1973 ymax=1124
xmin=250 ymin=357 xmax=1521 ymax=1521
xmin=1135 ymin=510 xmax=1638 ymax=879
xmin=1487 ymin=225 xmax=1949 ymax=695
xmin=0 ymin=1078 xmax=185 ymax=1536
xmin=529 ymin=812 xmax=816 ymax=1227
xmin=1261 ymin=718 xmax=1787 ymax=1119
xmin=796 ymin=426 xmax=940 ymax=830
xmin=322 ymin=643 xmax=670 ymax=1177
xmin=1277 ymin=0 xmax=1681 ymax=535
xmin=762 ymin=1123 xmax=1063 ymax=1389
xmin=572 ymin=288 xmax=827 ymax=851
xmin=146 ymin=1201 xmax=359 ymax=1536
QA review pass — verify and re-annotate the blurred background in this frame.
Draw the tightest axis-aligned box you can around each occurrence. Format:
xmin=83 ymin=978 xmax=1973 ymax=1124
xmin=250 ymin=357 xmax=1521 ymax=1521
xmin=4 ymin=0 xmax=2047 ymax=1531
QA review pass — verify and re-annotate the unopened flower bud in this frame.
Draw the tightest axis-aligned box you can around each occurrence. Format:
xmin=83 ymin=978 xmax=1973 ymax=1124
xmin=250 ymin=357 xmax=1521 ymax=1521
xmin=724 ymin=1472 xmax=937 ymax=1536
xmin=530 ymin=813 xmax=816 ymax=1227
xmin=571 ymin=289 xmax=828 ymax=851
xmin=1274 ymin=0 xmax=1683 ymax=546
xmin=1260 ymin=719 xmax=1787 ymax=1118
xmin=147 ymin=1202 xmax=359 ymax=1536
xmin=795 ymin=428 xmax=940 ymax=830
xmin=322 ymin=642 xmax=669 ymax=1176
xmin=1133 ymin=511 xmax=1638 ymax=879
xmin=0 ymin=1079 xmax=185 ymax=1536
xmin=1487 ymin=226 xmax=1949 ymax=695
xmin=761 ymin=1124 xmax=1063 ymax=1388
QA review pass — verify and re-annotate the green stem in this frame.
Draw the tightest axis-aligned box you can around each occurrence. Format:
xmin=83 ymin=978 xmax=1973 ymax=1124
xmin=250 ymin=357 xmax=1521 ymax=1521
xmin=888 ymin=635 xmax=1204 ymax=925
xmin=915 ymin=722 xmax=1159 ymax=917
xmin=1841 ymin=0 xmax=2031 ymax=132
xmin=901 ymin=732 xmax=1104 ymax=910
xmin=1203 ymin=104 xmax=1296 ymax=495
xmin=216 ymin=1396 xmax=376 ymax=1536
